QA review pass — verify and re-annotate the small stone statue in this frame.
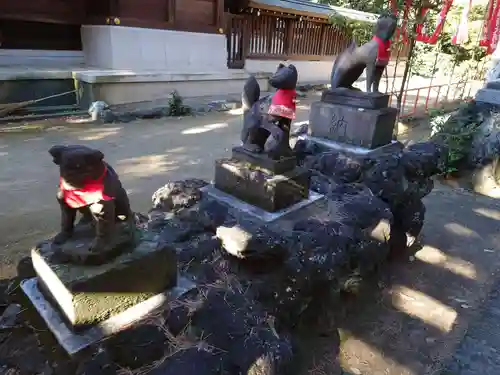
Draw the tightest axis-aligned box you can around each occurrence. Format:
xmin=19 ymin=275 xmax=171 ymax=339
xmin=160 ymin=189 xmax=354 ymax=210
xmin=241 ymin=63 xmax=298 ymax=159
xmin=48 ymin=145 xmax=135 ymax=264
xmin=330 ymin=14 xmax=398 ymax=93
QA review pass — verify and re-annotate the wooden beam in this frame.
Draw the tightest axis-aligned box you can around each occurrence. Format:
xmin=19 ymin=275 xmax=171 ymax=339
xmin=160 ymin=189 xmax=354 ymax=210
xmin=247 ymin=1 xmax=329 ymax=20
xmin=319 ymin=23 xmax=327 ymax=55
xmin=284 ymin=18 xmax=294 ymax=56
xmin=168 ymin=0 xmax=176 ymax=23
xmin=110 ymin=0 xmax=119 ymax=16
xmin=85 ymin=16 xmax=218 ymax=33
xmin=256 ymin=9 xmax=329 ymax=23
xmin=247 ymin=53 xmax=334 ymax=61
xmin=215 ymin=0 xmax=225 ymax=30
xmin=0 ymin=12 xmax=83 ymax=25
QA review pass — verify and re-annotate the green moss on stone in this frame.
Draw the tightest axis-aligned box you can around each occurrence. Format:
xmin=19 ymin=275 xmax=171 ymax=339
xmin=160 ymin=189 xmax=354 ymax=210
xmin=32 ymin=230 xmax=177 ymax=328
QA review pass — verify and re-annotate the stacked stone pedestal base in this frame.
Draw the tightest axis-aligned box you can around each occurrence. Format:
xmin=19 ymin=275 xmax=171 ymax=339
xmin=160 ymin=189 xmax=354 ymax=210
xmin=214 ymin=146 xmax=311 ymax=212
xmin=309 ymin=88 xmax=397 ymax=151
xmin=31 ymin=232 xmax=178 ymax=331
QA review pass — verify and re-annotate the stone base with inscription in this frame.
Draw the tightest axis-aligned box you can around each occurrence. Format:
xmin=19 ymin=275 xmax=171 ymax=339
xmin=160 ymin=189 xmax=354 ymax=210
xmin=309 ymin=89 xmax=397 ymax=149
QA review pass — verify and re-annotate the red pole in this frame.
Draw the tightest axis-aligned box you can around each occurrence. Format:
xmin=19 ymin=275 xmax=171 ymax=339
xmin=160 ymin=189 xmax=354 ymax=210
xmin=434 ymin=85 xmax=442 ymax=107
xmin=425 ymin=85 xmax=432 ymax=111
xmin=413 ymin=88 xmax=421 ymax=115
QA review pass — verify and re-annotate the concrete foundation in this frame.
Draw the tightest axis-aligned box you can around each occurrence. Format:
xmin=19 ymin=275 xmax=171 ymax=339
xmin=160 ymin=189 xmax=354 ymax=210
xmin=475 ymin=87 xmax=500 ymax=105
xmin=299 ymin=135 xmax=404 ymax=158
xmin=202 ymin=185 xmax=323 ymax=223
xmin=21 ymin=276 xmax=196 ymax=355
xmin=75 ymin=70 xmax=270 ymax=106
xmin=201 ymin=187 xmax=390 ymax=260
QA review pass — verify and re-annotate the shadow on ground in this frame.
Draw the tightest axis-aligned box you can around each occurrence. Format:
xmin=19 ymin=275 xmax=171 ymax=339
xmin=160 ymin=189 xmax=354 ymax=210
xmin=296 ymin=184 xmax=500 ymax=375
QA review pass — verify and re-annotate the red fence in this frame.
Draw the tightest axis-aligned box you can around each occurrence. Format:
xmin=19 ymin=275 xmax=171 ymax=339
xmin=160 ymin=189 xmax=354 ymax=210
xmin=388 ymin=81 xmax=478 ymax=118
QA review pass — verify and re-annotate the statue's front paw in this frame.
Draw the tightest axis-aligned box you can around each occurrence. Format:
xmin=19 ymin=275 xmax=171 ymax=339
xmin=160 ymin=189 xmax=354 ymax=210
xmin=53 ymin=231 xmax=72 ymax=245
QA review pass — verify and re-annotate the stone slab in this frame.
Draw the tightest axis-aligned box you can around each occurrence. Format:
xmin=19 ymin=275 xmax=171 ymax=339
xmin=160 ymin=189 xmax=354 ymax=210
xmin=32 ymin=233 xmax=178 ymax=331
xmin=321 ymin=88 xmax=390 ymax=109
xmin=214 ymin=158 xmax=311 ymax=212
xmin=74 ymin=70 xmax=270 ymax=84
xmin=201 ymin=184 xmax=324 ymax=223
xmin=51 ymin=222 xmax=136 ymax=265
xmin=299 ymin=135 xmax=404 ymax=158
xmin=475 ymin=88 xmax=500 ymax=105
xmin=201 ymin=186 xmax=390 ymax=252
xmin=76 ymin=72 xmax=271 ymax=107
xmin=309 ymin=101 xmax=397 ymax=149
xmin=485 ymin=79 xmax=500 ymax=90
xmin=20 ymin=276 xmax=196 ymax=356
xmin=231 ymin=146 xmax=297 ymax=174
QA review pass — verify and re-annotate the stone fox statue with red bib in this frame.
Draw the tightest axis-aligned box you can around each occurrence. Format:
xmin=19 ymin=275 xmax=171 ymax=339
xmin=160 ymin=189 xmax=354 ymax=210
xmin=330 ymin=14 xmax=397 ymax=93
xmin=49 ymin=145 xmax=133 ymax=255
xmin=241 ymin=63 xmax=298 ymax=159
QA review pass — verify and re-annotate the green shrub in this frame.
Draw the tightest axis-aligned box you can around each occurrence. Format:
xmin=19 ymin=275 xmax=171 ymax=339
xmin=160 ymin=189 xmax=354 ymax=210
xmin=166 ymin=90 xmax=192 ymax=116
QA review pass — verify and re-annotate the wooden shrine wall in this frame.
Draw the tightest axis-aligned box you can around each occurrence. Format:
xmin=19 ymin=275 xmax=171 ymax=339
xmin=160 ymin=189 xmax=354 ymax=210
xmin=0 ymin=0 xmax=225 ymax=50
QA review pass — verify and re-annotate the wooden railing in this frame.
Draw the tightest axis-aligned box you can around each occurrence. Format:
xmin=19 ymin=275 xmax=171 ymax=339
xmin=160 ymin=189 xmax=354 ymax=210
xmin=227 ymin=13 xmax=351 ymax=68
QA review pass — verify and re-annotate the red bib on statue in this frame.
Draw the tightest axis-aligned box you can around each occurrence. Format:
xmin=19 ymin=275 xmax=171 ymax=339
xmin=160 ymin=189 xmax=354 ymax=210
xmin=268 ymin=89 xmax=297 ymax=120
xmin=373 ymin=36 xmax=391 ymax=65
xmin=60 ymin=167 xmax=113 ymax=209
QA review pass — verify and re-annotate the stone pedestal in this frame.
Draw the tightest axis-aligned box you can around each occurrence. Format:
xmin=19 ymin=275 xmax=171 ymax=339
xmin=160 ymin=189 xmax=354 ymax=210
xmin=309 ymin=88 xmax=397 ymax=149
xmin=32 ymin=231 xmax=178 ymax=331
xmin=476 ymin=81 xmax=500 ymax=105
xmin=214 ymin=146 xmax=310 ymax=212
xmin=320 ymin=88 xmax=390 ymax=109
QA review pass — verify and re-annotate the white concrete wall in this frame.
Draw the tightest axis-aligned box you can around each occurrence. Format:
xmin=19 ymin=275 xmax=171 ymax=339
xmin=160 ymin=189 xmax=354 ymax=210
xmin=77 ymin=71 xmax=270 ymax=105
xmin=0 ymin=49 xmax=84 ymax=67
xmin=81 ymin=25 xmax=228 ymax=72
xmin=245 ymin=59 xmax=335 ymax=84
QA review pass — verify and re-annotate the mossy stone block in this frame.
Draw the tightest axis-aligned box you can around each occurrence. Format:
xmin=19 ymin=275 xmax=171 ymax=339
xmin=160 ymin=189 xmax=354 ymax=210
xmin=31 ymin=233 xmax=177 ymax=331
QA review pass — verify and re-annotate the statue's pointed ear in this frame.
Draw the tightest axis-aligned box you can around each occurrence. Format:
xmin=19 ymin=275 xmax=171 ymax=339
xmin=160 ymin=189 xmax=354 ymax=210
xmin=49 ymin=145 xmax=67 ymax=165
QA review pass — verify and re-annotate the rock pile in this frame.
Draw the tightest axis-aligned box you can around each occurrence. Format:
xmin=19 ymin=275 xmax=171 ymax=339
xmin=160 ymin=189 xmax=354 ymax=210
xmin=3 ymin=139 xmax=447 ymax=375
xmin=84 ymin=139 xmax=444 ymax=374
xmin=296 ymin=138 xmax=447 ymax=251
